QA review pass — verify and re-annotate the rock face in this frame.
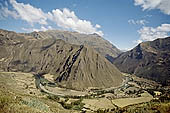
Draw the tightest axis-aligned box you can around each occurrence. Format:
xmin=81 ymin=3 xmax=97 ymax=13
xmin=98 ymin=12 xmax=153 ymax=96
xmin=25 ymin=30 xmax=121 ymax=61
xmin=0 ymin=29 xmax=123 ymax=90
xmin=113 ymin=37 xmax=170 ymax=85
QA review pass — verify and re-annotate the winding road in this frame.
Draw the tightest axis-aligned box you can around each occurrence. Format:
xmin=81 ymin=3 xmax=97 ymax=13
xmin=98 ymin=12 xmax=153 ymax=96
xmin=36 ymin=74 xmax=130 ymax=97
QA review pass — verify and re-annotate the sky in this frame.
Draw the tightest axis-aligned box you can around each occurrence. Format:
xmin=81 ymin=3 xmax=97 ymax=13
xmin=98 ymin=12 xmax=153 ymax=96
xmin=0 ymin=0 xmax=170 ymax=50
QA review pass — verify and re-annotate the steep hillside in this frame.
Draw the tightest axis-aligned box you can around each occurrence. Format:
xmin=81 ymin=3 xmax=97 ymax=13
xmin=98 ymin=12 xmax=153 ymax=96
xmin=113 ymin=37 xmax=170 ymax=85
xmin=25 ymin=30 xmax=121 ymax=61
xmin=0 ymin=29 xmax=123 ymax=90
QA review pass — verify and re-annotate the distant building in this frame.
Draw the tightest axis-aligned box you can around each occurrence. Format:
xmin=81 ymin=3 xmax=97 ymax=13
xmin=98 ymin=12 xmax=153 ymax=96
xmin=154 ymin=91 xmax=162 ymax=96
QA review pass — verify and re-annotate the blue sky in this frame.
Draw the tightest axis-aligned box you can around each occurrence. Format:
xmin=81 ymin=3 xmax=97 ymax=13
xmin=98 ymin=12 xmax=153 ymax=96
xmin=0 ymin=0 xmax=170 ymax=50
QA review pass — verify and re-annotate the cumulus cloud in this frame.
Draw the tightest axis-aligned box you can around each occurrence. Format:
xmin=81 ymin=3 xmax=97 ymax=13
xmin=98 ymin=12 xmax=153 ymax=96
xmin=128 ymin=19 xmax=148 ymax=25
xmin=0 ymin=0 xmax=18 ymax=19
xmin=22 ymin=26 xmax=53 ymax=32
xmin=0 ymin=7 xmax=19 ymax=19
xmin=95 ymin=24 xmax=101 ymax=28
xmin=9 ymin=0 xmax=48 ymax=25
xmin=134 ymin=0 xmax=170 ymax=15
xmin=134 ymin=24 xmax=170 ymax=44
xmin=1 ymin=0 xmax=103 ymax=36
xmin=48 ymin=8 xmax=103 ymax=36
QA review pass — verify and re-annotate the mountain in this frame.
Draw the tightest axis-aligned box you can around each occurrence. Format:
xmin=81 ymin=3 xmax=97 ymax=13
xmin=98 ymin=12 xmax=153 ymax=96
xmin=0 ymin=29 xmax=123 ymax=90
xmin=113 ymin=37 xmax=170 ymax=85
xmin=24 ymin=30 xmax=121 ymax=61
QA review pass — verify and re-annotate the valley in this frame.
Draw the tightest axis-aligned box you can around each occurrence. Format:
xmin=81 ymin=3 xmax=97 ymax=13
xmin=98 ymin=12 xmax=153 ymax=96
xmin=0 ymin=30 xmax=170 ymax=113
xmin=1 ymin=71 xmax=169 ymax=113
xmin=1 ymin=0 xmax=170 ymax=112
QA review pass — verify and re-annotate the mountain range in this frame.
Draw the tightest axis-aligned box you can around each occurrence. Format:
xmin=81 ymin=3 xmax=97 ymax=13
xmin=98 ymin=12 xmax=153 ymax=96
xmin=24 ymin=30 xmax=121 ymax=61
xmin=1 ymin=28 xmax=170 ymax=87
xmin=0 ymin=29 xmax=123 ymax=90
xmin=113 ymin=37 xmax=170 ymax=85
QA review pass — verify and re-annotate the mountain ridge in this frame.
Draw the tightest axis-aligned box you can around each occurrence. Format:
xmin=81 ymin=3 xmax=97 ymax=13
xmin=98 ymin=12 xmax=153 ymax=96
xmin=24 ymin=30 xmax=121 ymax=61
xmin=113 ymin=37 xmax=170 ymax=85
xmin=0 ymin=29 xmax=123 ymax=90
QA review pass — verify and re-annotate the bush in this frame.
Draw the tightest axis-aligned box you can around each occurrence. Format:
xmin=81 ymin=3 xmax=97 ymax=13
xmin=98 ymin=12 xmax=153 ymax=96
xmin=72 ymin=98 xmax=82 ymax=105
xmin=59 ymin=101 xmax=73 ymax=109
xmin=63 ymin=103 xmax=73 ymax=109
xmin=59 ymin=98 xmax=84 ymax=110
xmin=47 ymin=95 xmax=60 ymax=101
xmin=0 ymin=95 xmax=12 ymax=108
xmin=159 ymin=96 xmax=170 ymax=102
xmin=147 ymin=89 xmax=155 ymax=96
xmin=96 ymin=109 xmax=109 ymax=113
xmin=65 ymin=97 xmax=69 ymax=102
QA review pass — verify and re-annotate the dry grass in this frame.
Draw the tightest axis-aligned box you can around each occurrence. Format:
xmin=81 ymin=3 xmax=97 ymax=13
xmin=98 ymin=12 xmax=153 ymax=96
xmin=112 ymin=91 xmax=153 ymax=108
xmin=0 ymin=72 xmax=80 ymax=113
xmin=44 ymin=85 xmax=88 ymax=96
xmin=83 ymin=98 xmax=116 ymax=111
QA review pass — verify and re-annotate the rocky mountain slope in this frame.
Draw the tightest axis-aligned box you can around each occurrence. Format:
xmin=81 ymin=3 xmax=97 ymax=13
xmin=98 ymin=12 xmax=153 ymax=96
xmin=25 ymin=30 xmax=121 ymax=61
xmin=113 ymin=37 xmax=170 ymax=85
xmin=0 ymin=29 xmax=123 ymax=90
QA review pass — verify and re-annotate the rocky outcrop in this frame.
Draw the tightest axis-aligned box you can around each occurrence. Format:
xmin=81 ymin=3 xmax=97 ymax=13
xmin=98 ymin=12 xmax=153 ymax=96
xmin=56 ymin=45 xmax=84 ymax=82
xmin=0 ymin=29 xmax=123 ymax=90
xmin=113 ymin=37 xmax=170 ymax=85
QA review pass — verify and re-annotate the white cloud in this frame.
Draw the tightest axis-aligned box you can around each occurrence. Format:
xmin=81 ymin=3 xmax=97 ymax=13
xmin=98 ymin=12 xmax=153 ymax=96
xmin=9 ymin=0 xmax=48 ymax=25
xmin=135 ymin=24 xmax=170 ymax=44
xmin=49 ymin=8 xmax=103 ymax=36
xmin=122 ymin=47 xmax=134 ymax=52
xmin=22 ymin=26 xmax=53 ymax=32
xmin=0 ymin=1 xmax=18 ymax=19
xmin=134 ymin=0 xmax=170 ymax=15
xmin=128 ymin=19 xmax=136 ymax=25
xmin=0 ymin=7 xmax=19 ymax=19
xmin=128 ymin=19 xmax=148 ymax=25
xmin=95 ymin=24 xmax=101 ymax=28
xmin=1 ymin=0 xmax=103 ymax=36
xmin=133 ymin=39 xmax=143 ymax=44
xmin=33 ymin=26 xmax=49 ymax=32
xmin=144 ymin=14 xmax=152 ymax=18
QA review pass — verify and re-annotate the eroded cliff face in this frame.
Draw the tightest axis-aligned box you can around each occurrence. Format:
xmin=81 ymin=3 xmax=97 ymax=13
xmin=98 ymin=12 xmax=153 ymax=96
xmin=113 ymin=37 xmax=170 ymax=85
xmin=0 ymin=29 xmax=123 ymax=90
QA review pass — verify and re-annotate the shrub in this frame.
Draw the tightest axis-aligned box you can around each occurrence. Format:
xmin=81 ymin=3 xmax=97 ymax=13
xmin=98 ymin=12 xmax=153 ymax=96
xmin=0 ymin=95 xmax=12 ymax=108
xmin=47 ymin=95 xmax=60 ymax=101
xmin=63 ymin=103 xmax=73 ymax=109
xmin=59 ymin=101 xmax=73 ymax=109
xmin=96 ymin=109 xmax=109 ymax=113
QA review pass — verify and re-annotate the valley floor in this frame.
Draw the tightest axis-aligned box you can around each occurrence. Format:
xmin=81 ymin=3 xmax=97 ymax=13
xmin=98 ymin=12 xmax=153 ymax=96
xmin=0 ymin=72 xmax=170 ymax=113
